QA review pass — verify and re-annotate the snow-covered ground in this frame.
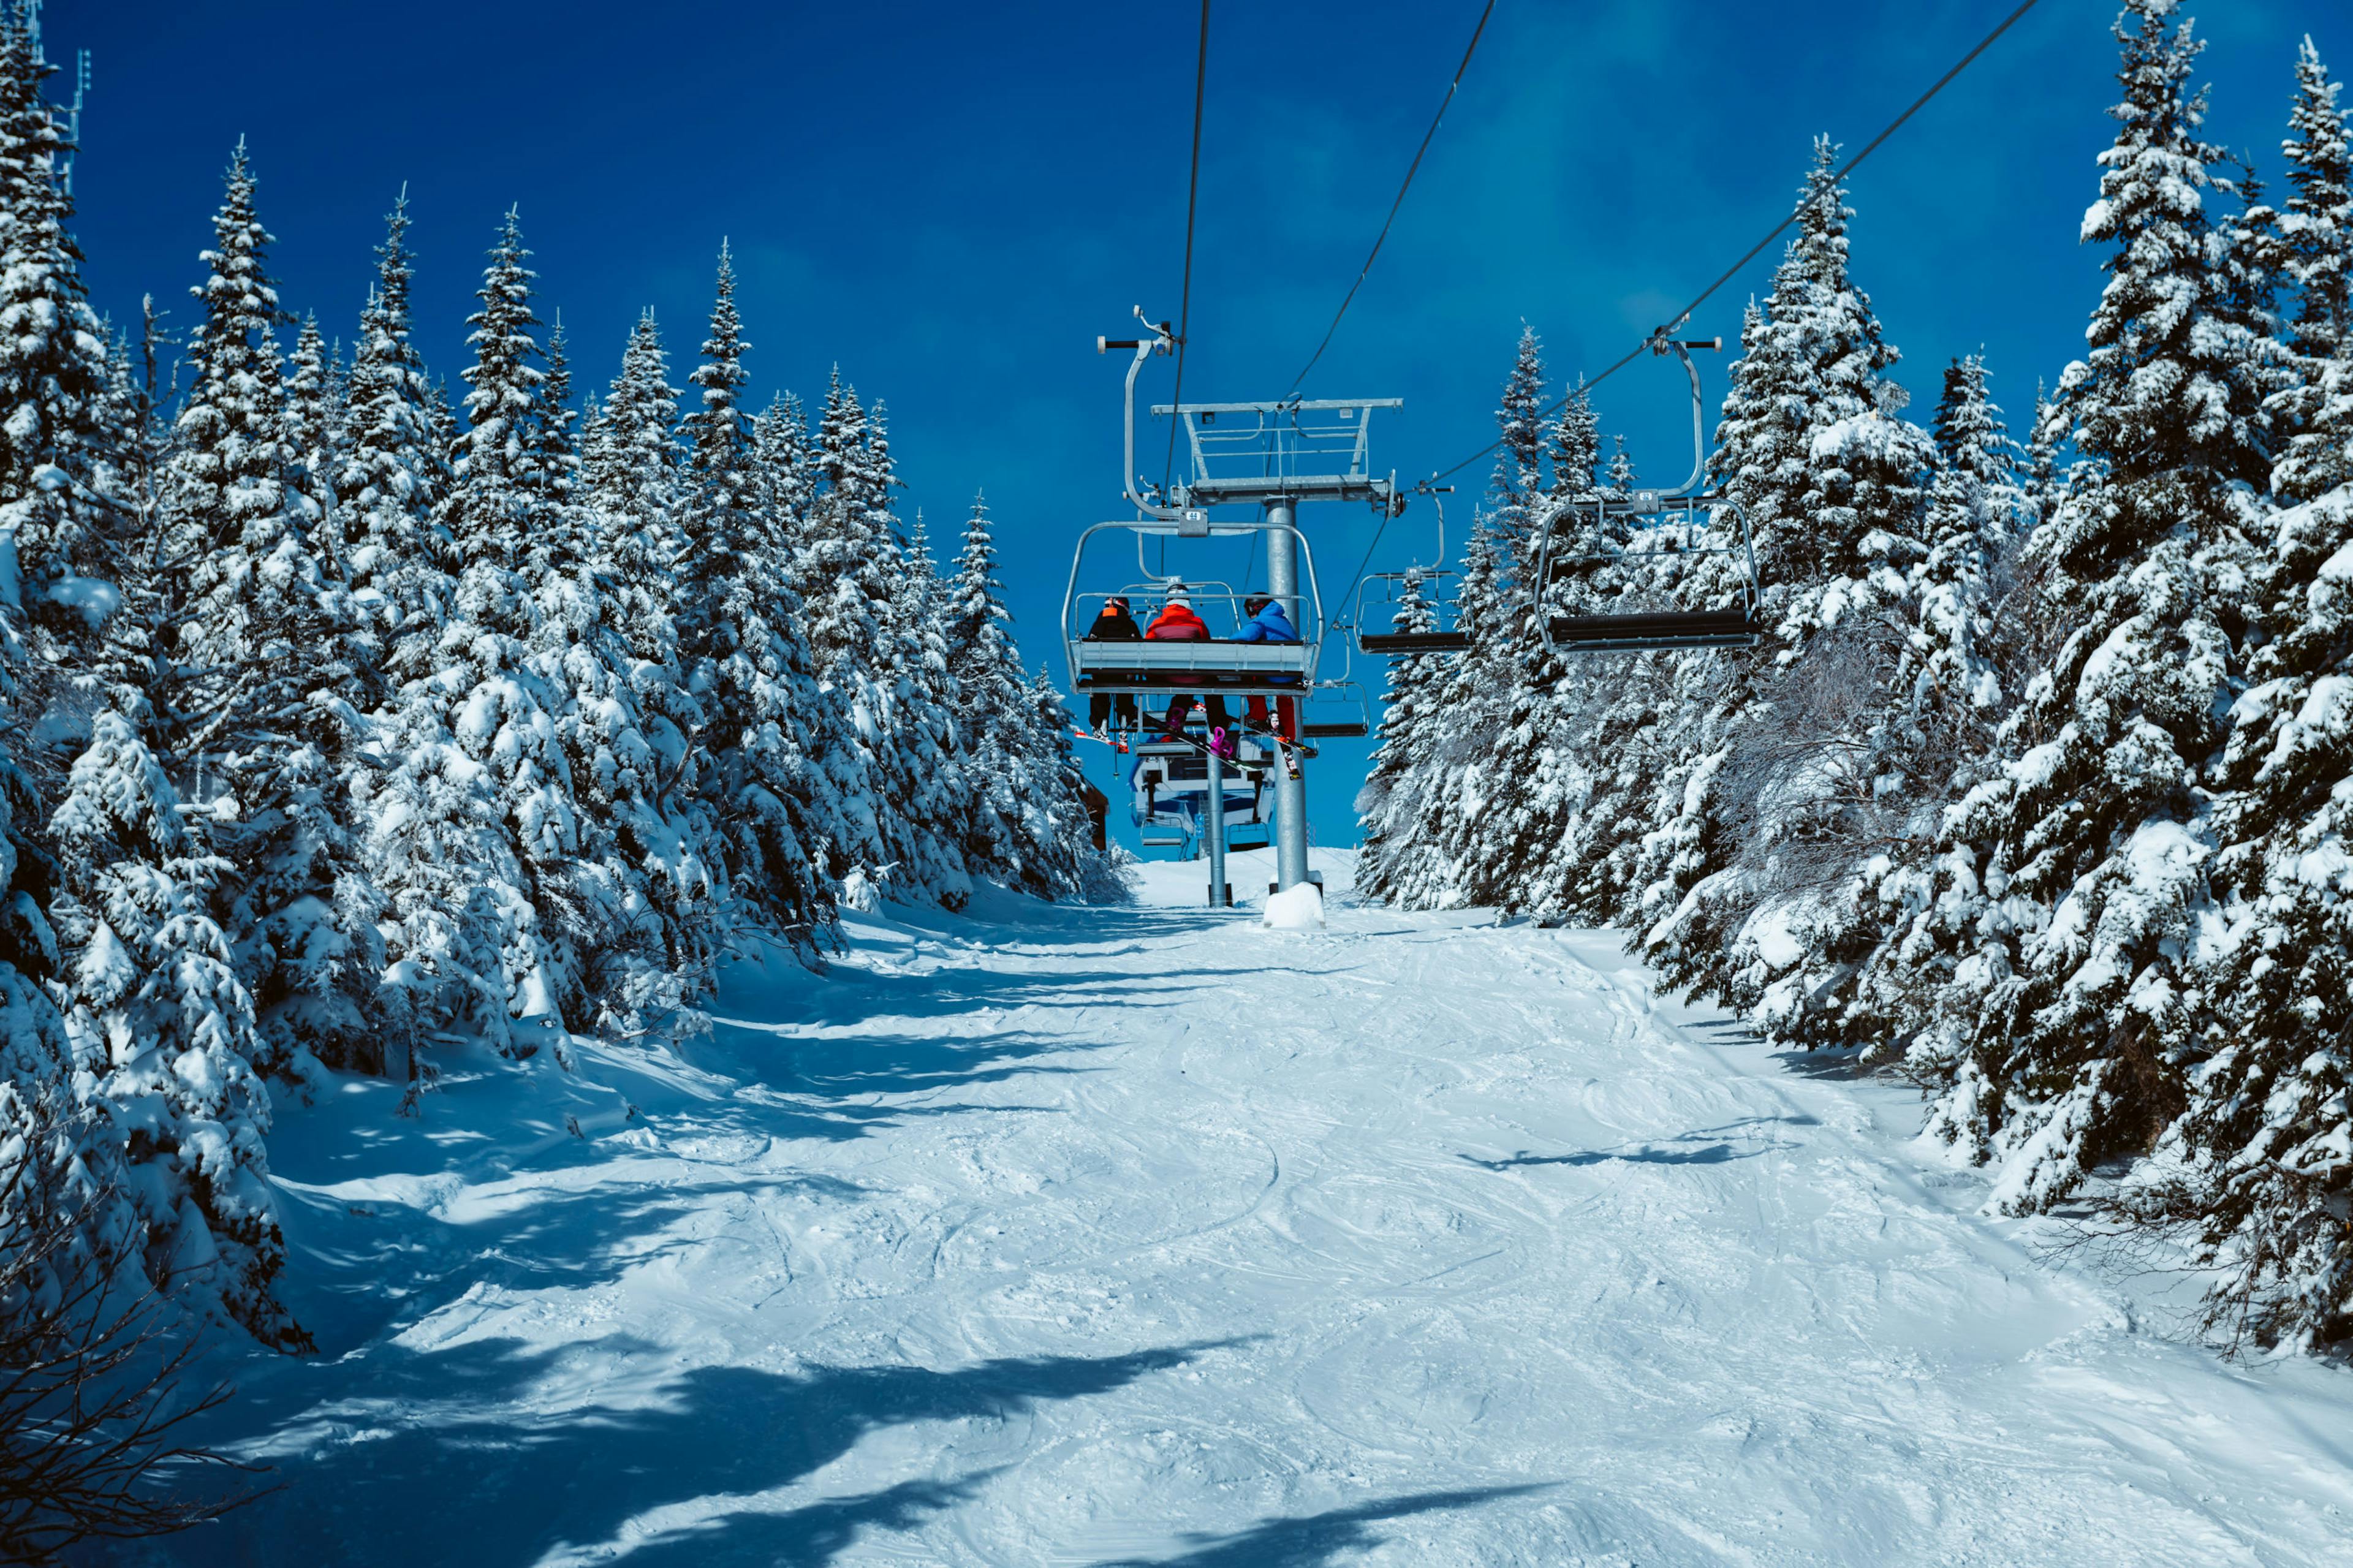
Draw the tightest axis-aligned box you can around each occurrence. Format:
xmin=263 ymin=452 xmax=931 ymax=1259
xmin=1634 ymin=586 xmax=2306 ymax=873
xmin=110 ymin=852 xmax=2353 ymax=1566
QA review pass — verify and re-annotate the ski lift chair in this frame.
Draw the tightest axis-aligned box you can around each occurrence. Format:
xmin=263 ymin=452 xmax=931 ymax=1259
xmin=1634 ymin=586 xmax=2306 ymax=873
xmin=1063 ymin=518 xmax=1327 ymax=701
xmin=1299 ymin=680 xmax=1371 ymax=740
xmin=1536 ymin=493 xmax=1761 ymax=654
xmin=1535 ymin=332 xmax=1762 ymax=656
xmin=1355 ymin=486 xmax=1467 ymax=657
xmin=1130 ymin=733 xmax=1270 ymax=858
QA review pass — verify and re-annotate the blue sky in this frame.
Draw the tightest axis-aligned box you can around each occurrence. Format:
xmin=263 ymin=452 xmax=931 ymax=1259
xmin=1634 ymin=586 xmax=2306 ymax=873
xmin=59 ymin=0 xmax=2350 ymax=854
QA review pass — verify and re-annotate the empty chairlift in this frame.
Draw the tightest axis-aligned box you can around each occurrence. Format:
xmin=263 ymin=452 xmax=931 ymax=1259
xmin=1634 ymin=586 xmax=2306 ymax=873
xmin=1533 ymin=334 xmax=1760 ymax=656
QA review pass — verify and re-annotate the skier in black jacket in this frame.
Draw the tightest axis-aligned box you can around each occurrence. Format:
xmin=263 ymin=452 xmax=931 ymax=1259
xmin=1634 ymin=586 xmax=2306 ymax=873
xmin=1085 ymin=596 xmax=1142 ymax=735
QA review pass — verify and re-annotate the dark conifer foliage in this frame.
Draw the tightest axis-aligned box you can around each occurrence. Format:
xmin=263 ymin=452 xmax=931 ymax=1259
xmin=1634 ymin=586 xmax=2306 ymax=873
xmin=0 ymin=10 xmax=1109 ymax=1386
xmin=1352 ymin=0 xmax=2353 ymax=1352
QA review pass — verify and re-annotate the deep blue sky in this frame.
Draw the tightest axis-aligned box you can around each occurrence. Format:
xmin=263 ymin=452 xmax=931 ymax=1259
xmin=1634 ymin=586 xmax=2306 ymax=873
xmin=57 ymin=0 xmax=2350 ymax=855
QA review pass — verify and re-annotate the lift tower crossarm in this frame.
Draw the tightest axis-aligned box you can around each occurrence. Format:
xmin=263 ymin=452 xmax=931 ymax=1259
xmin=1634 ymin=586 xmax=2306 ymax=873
xmin=1150 ymin=398 xmax=1404 ymax=512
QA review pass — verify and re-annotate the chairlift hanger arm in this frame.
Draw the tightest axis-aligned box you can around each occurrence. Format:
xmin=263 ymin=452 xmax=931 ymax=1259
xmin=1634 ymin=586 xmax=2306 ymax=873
xmin=1098 ymin=308 xmax=1192 ymax=524
xmin=1643 ymin=328 xmax=1721 ymax=499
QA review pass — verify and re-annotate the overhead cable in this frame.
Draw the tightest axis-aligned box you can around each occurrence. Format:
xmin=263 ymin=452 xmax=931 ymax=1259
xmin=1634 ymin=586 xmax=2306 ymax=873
xmin=1425 ymin=0 xmax=2044 ymax=487
xmin=1161 ymin=0 xmax=1212 ymax=494
xmin=1287 ymin=0 xmax=1498 ymax=398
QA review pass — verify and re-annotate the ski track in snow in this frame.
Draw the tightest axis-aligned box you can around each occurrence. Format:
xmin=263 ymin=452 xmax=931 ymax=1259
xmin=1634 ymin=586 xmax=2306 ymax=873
xmin=103 ymin=851 xmax=2353 ymax=1567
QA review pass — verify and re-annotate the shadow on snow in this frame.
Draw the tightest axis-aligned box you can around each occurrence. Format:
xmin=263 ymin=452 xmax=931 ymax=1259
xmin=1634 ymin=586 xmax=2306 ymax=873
xmin=167 ymin=1337 xmax=1241 ymax=1567
xmin=1461 ymin=1115 xmax=1818 ymax=1172
xmin=1088 ymin=1483 xmax=1555 ymax=1567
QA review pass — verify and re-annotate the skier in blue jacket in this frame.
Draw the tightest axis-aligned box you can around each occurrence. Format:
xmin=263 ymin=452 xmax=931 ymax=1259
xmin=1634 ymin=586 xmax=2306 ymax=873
xmin=1234 ymin=594 xmax=1301 ymax=742
xmin=1233 ymin=594 xmax=1297 ymax=644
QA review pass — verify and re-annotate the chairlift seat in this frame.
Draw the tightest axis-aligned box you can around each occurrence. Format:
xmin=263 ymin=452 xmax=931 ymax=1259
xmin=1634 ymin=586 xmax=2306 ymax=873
xmin=1545 ymin=609 xmax=1759 ymax=653
xmin=1300 ymin=720 xmax=1369 ymax=739
xmin=1072 ymin=638 xmax=1316 ymax=692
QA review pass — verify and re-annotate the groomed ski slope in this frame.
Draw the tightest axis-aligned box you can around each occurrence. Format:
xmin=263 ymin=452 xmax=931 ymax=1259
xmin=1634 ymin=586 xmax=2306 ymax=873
xmin=135 ymin=852 xmax=2353 ymax=1567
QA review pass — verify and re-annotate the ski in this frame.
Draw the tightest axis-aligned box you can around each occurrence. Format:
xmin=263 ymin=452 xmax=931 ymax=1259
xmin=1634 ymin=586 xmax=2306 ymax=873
xmin=1227 ymin=715 xmax=1319 ymax=761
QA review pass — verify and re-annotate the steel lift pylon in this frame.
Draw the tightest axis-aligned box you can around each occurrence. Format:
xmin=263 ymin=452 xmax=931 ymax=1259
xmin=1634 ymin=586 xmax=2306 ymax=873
xmin=1067 ymin=310 xmax=1403 ymax=902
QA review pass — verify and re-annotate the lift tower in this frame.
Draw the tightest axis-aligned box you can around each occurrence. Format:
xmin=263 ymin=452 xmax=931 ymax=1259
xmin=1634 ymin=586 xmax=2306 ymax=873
xmin=1152 ymin=396 xmax=1400 ymax=894
xmin=1073 ymin=313 xmax=1401 ymax=898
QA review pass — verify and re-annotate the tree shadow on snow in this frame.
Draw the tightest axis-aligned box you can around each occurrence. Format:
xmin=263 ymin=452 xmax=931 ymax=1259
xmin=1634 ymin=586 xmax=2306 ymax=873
xmin=1461 ymin=1115 xmax=1816 ymax=1172
xmin=1088 ymin=1483 xmax=1555 ymax=1567
xmin=265 ymin=1168 xmax=869 ymax=1358
xmin=611 ymin=1470 xmax=1014 ymax=1567
xmin=169 ymin=1336 xmax=1241 ymax=1567
xmin=695 ymin=1022 xmax=1117 ymax=1109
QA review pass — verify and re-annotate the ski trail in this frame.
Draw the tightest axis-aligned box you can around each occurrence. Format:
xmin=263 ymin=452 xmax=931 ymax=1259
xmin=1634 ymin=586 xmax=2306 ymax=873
xmin=128 ymin=850 xmax=2353 ymax=1568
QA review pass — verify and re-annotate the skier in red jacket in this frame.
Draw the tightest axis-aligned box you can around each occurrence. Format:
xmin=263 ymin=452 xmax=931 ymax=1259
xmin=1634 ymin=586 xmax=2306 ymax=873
xmin=1146 ymin=583 xmax=1230 ymax=752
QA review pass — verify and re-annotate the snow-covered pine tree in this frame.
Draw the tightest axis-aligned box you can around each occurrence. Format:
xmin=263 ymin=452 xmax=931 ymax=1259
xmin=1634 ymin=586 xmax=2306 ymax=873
xmin=1760 ymin=355 xmax=2026 ymax=1053
xmin=168 ymin=146 xmax=385 ymax=1073
xmin=939 ymin=491 xmax=1094 ymax=896
xmin=2164 ymin=415 xmax=2353 ymax=1348
xmin=1512 ymin=406 xmax=1675 ymax=926
xmin=376 ymin=210 xmax=574 ymax=1046
xmin=751 ymin=390 xmax=816 ymax=575
xmin=2021 ymin=378 xmax=2063 ymax=535
xmin=1485 ymin=376 xmax=1603 ymax=914
xmin=866 ymin=400 xmax=971 ymax=904
xmin=1905 ymin=0 xmax=2276 ymax=1213
xmin=2279 ymin=36 xmax=2350 ymax=363
xmin=2159 ymin=112 xmax=2353 ymax=1342
xmin=525 ymin=312 xmax=583 ymax=576
xmin=583 ymin=311 xmax=691 ymax=691
xmin=1635 ymin=137 xmax=1932 ymax=1006
xmin=281 ymin=313 xmax=341 ymax=575
xmin=514 ymin=291 xmax=718 ymax=1034
xmin=1913 ymin=354 xmax=2023 ymax=716
xmin=674 ymin=242 xmax=830 ymax=945
xmin=1353 ymin=568 xmax=1443 ymax=900
xmin=2268 ymin=40 xmax=2352 ymax=481
xmin=1015 ymin=665 xmax=1112 ymax=898
xmin=47 ymin=695 xmax=307 ymax=1349
xmin=0 ymin=2 xmax=121 ymax=656
xmin=802 ymin=372 xmax=963 ymax=906
xmin=1364 ymin=331 xmax=1555 ymax=912
xmin=336 ymin=192 xmax=449 ymax=637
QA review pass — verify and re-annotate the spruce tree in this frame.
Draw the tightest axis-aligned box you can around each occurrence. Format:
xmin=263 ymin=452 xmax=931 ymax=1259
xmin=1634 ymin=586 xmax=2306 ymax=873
xmin=47 ymin=699 xmax=308 ymax=1349
xmin=676 ymin=243 xmax=831 ymax=943
xmin=2167 ymin=463 xmax=2353 ymax=1347
xmin=802 ymin=372 xmax=961 ymax=904
xmin=585 ymin=310 xmax=685 ymax=669
xmin=336 ymin=192 xmax=447 ymax=632
xmin=1634 ymin=138 xmax=1930 ymax=1000
xmin=1913 ymin=354 xmax=2021 ymax=713
xmin=752 ymin=389 xmax=816 ymax=577
xmin=1353 ymin=569 xmax=1442 ymax=900
xmin=1517 ymin=415 xmax=1662 ymax=925
xmin=1487 ymin=377 xmax=1602 ymax=914
xmin=942 ymin=492 xmax=1091 ymax=895
xmin=282 ymin=313 xmax=339 ymax=571
xmin=2279 ymin=37 xmax=2350 ymax=362
xmin=1906 ymin=0 xmax=2274 ymax=1212
xmin=170 ymin=148 xmax=385 ymax=1072
xmin=377 ymin=210 xmax=572 ymax=1043
xmin=2166 ymin=105 xmax=2353 ymax=1332
xmin=0 ymin=3 xmax=119 ymax=632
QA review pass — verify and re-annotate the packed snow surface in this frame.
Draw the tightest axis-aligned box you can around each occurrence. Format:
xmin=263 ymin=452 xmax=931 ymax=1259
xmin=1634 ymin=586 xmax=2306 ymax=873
xmin=126 ymin=851 xmax=2353 ymax=1566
